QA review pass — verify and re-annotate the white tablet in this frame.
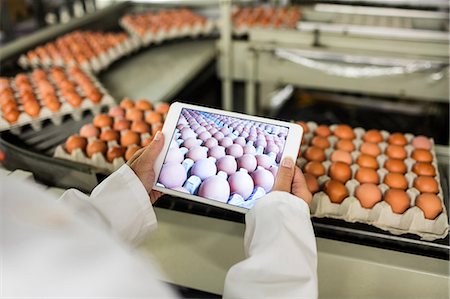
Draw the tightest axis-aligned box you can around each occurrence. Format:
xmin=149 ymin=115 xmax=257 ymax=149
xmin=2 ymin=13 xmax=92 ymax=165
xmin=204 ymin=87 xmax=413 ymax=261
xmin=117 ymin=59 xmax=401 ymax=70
xmin=153 ymin=102 xmax=303 ymax=213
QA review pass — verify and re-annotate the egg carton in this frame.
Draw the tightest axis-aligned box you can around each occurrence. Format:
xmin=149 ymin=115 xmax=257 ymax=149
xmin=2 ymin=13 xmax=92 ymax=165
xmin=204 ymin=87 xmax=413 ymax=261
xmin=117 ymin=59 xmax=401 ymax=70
xmin=0 ymin=69 xmax=115 ymax=133
xmin=53 ymin=128 xmax=155 ymax=173
xmin=298 ymin=121 xmax=448 ymax=240
xmin=120 ymin=19 xmax=216 ymax=47
xmin=18 ymin=36 xmax=141 ymax=73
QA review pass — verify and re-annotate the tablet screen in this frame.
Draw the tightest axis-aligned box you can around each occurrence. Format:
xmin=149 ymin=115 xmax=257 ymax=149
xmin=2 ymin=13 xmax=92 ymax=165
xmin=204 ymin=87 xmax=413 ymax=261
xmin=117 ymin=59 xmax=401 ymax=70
xmin=156 ymin=108 xmax=289 ymax=209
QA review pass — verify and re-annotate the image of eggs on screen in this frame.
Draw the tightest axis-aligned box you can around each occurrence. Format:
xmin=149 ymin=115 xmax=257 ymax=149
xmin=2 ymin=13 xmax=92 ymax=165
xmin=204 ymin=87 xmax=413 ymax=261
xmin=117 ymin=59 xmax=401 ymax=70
xmin=156 ymin=108 xmax=289 ymax=209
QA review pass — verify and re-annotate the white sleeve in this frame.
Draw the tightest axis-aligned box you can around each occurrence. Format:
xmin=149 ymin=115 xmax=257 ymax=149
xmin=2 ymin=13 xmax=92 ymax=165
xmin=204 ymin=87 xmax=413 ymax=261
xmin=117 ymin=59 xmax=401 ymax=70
xmin=59 ymin=164 xmax=157 ymax=245
xmin=223 ymin=191 xmax=318 ymax=299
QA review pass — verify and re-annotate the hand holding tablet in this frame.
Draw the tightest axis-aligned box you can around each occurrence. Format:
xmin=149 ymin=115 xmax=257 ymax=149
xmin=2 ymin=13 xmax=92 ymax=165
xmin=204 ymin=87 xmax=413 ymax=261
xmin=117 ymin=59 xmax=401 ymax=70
xmin=153 ymin=102 xmax=304 ymax=213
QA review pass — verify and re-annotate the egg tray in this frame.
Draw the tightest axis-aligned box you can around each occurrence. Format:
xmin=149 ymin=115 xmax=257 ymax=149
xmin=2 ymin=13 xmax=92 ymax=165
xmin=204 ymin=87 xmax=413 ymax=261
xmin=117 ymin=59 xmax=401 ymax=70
xmin=17 ymin=35 xmax=141 ymax=74
xmin=297 ymin=122 xmax=448 ymax=241
xmin=119 ymin=16 xmax=216 ymax=47
xmin=53 ymin=133 xmax=137 ymax=174
xmin=0 ymin=69 xmax=115 ymax=133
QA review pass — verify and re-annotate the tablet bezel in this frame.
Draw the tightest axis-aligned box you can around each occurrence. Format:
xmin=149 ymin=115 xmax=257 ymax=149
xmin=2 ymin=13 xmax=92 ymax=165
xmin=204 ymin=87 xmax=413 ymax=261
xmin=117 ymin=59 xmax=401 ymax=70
xmin=153 ymin=102 xmax=303 ymax=214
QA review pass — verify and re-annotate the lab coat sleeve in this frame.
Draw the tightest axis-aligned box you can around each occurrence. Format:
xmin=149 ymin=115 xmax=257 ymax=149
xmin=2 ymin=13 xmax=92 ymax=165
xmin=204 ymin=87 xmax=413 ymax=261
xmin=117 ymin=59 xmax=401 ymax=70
xmin=223 ymin=191 xmax=318 ymax=299
xmin=59 ymin=164 xmax=156 ymax=245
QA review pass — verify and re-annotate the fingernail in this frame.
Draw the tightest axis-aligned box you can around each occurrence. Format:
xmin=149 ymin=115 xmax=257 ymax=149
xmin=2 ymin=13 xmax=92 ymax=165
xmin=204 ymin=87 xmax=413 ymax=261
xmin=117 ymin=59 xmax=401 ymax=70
xmin=282 ymin=158 xmax=294 ymax=168
xmin=154 ymin=131 xmax=162 ymax=141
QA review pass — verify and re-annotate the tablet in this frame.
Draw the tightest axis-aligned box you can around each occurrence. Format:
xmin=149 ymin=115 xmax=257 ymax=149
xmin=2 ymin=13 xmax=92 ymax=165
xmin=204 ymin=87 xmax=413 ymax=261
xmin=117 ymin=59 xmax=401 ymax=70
xmin=153 ymin=102 xmax=303 ymax=213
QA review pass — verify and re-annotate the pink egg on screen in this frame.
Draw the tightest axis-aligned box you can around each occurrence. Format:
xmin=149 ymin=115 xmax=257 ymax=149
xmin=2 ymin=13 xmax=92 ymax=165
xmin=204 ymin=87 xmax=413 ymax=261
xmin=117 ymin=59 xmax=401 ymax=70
xmin=191 ymin=158 xmax=217 ymax=180
xmin=165 ymin=148 xmax=184 ymax=164
xmin=198 ymin=131 xmax=212 ymax=141
xmin=208 ymin=146 xmax=226 ymax=159
xmin=159 ymin=163 xmax=187 ymax=188
xmin=256 ymin=154 xmax=275 ymax=169
xmin=183 ymin=138 xmax=202 ymax=149
xmin=251 ymin=167 xmax=275 ymax=192
xmin=237 ymin=154 xmax=257 ymax=172
xmin=226 ymin=144 xmax=244 ymax=158
xmin=220 ymin=137 xmax=233 ymax=148
xmin=228 ymin=170 xmax=254 ymax=200
xmin=204 ymin=137 xmax=219 ymax=149
xmin=187 ymin=146 xmax=207 ymax=161
xmin=198 ymin=175 xmax=231 ymax=203
xmin=217 ymin=155 xmax=238 ymax=175
xmin=234 ymin=137 xmax=246 ymax=147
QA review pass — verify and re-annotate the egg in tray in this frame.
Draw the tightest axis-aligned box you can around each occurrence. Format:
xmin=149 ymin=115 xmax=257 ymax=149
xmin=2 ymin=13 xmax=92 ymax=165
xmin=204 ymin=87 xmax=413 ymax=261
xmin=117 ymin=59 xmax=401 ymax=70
xmin=296 ymin=121 xmax=448 ymax=241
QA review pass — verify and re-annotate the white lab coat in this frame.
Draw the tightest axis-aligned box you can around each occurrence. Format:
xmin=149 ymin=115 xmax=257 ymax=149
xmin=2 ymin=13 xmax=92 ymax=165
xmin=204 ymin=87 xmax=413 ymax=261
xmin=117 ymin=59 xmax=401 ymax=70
xmin=1 ymin=164 xmax=317 ymax=298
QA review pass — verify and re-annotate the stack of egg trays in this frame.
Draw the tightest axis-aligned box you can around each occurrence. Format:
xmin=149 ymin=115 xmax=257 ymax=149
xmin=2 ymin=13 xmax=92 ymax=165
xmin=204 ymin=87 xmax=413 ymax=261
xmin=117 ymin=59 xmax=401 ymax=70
xmin=297 ymin=121 xmax=448 ymax=241
xmin=18 ymin=34 xmax=141 ymax=73
xmin=0 ymin=69 xmax=115 ymax=134
xmin=119 ymin=15 xmax=216 ymax=47
xmin=53 ymin=111 xmax=165 ymax=173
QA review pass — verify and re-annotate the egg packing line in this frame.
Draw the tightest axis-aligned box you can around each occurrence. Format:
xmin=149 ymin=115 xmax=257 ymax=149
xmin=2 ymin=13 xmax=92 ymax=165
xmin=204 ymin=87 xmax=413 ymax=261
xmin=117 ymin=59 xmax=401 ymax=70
xmin=119 ymin=8 xmax=217 ymax=47
xmin=53 ymin=99 xmax=170 ymax=174
xmin=18 ymin=31 xmax=141 ymax=74
xmin=296 ymin=121 xmax=448 ymax=241
xmin=0 ymin=67 xmax=115 ymax=134
xmin=156 ymin=108 xmax=288 ymax=209
xmin=231 ymin=6 xmax=302 ymax=36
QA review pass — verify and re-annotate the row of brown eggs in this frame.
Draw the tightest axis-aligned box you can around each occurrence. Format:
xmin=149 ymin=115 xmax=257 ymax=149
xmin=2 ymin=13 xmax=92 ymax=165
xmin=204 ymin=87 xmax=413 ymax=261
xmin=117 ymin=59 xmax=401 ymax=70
xmin=0 ymin=67 xmax=103 ymax=124
xmin=25 ymin=31 xmax=128 ymax=67
xmin=64 ymin=99 xmax=169 ymax=163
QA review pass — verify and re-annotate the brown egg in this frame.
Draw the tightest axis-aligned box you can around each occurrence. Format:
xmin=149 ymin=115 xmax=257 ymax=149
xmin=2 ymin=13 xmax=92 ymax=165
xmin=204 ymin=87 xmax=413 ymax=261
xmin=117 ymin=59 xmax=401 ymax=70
xmin=384 ymin=159 xmax=407 ymax=174
xmin=125 ymin=145 xmax=141 ymax=161
xmin=113 ymin=119 xmax=131 ymax=131
xmin=120 ymin=98 xmax=135 ymax=109
xmin=330 ymin=150 xmax=352 ymax=165
xmin=388 ymin=133 xmax=407 ymax=146
xmin=315 ymin=125 xmax=331 ymax=137
xmin=356 ymin=154 xmax=378 ymax=169
xmin=3 ymin=110 xmax=20 ymax=124
xmin=126 ymin=108 xmax=144 ymax=122
xmin=121 ymin=131 xmax=141 ymax=147
xmin=145 ymin=111 xmax=163 ymax=124
xmin=335 ymin=139 xmax=355 ymax=152
xmin=411 ymin=149 xmax=433 ymax=163
xmin=86 ymin=140 xmax=107 ymax=158
xmin=304 ymin=161 xmax=326 ymax=177
xmin=328 ymin=162 xmax=352 ymax=183
xmin=385 ymin=145 xmax=407 ymax=160
xmin=304 ymin=146 xmax=326 ymax=162
xmin=65 ymin=135 xmax=87 ymax=154
xmin=355 ymin=183 xmax=382 ymax=209
xmin=131 ymin=120 xmax=150 ymax=134
xmin=23 ymin=101 xmax=41 ymax=117
xmin=100 ymin=129 xmax=120 ymax=142
xmin=155 ymin=102 xmax=170 ymax=115
xmin=413 ymin=176 xmax=439 ymax=193
xmin=384 ymin=189 xmax=410 ymax=214
xmin=324 ymin=180 xmax=348 ymax=204
xmin=412 ymin=136 xmax=432 ymax=150
xmin=355 ymin=167 xmax=379 ymax=184
xmin=304 ymin=173 xmax=319 ymax=194
xmin=415 ymin=193 xmax=443 ymax=220
xmin=363 ymin=130 xmax=383 ymax=143
xmin=106 ymin=146 xmax=125 ymax=163
xmin=384 ymin=173 xmax=408 ymax=190
xmin=135 ymin=99 xmax=153 ymax=111
xmin=334 ymin=125 xmax=355 ymax=140
xmin=311 ymin=136 xmax=330 ymax=149
xmin=412 ymin=162 xmax=436 ymax=177
xmin=93 ymin=114 xmax=113 ymax=128
xmin=360 ymin=142 xmax=381 ymax=157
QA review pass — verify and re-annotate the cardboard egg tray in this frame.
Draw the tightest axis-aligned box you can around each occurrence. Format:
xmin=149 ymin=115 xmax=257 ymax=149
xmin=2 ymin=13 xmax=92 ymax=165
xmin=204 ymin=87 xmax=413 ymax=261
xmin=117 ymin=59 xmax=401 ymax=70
xmin=119 ymin=14 xmax=216 ymax=47
xmin=18 ymin=33 xmax=141 ymax=73
xmin=53 ymin=131 xmax=149 ymax=174
xmin=53 ymin=105 xmax=168 ymax=173
xmin=0 ymin=68 xmax=115 ymax=133
xmin=297 ymin=121 xmax=448 ymax=241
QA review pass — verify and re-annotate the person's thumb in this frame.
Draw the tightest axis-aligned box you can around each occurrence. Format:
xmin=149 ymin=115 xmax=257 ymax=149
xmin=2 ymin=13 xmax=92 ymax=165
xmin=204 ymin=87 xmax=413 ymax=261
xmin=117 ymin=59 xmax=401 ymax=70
xmin=142 ymin=131 xmax=165 ymax=166
xmin=272 ymin=157 xmax=295 ymax=193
